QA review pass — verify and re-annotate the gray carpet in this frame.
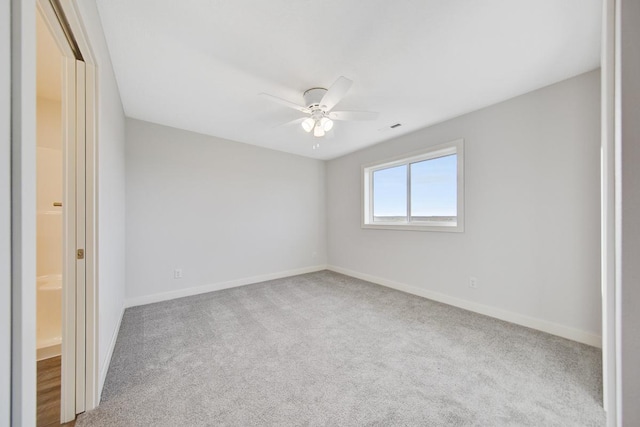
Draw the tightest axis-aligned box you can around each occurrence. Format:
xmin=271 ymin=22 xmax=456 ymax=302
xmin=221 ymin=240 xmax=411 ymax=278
xmin=77 ymin=271 xmax=605 ymax=426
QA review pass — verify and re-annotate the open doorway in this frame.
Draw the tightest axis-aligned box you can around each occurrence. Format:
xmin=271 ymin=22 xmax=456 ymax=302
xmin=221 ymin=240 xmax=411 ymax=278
xmin=35 ymin=8 xmax=66 ymax=426
xmin=35 ymin=0 xmax=98 ymax=423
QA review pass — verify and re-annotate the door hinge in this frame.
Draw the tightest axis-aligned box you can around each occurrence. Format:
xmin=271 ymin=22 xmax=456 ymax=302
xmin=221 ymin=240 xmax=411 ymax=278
xmin=77 ymin=249 xmax=85 ymax=260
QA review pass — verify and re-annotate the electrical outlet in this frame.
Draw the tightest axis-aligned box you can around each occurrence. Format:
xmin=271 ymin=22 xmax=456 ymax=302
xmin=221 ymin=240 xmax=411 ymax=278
xmin=174 ymin=268 xmax=183 ymax=279
xmin=469 ymin=276 xmax=478 ymax=289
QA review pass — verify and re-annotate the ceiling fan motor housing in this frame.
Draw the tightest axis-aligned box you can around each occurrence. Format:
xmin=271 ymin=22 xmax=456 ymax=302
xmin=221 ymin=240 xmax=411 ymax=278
xmin=303 ymin=87 xmax=328 ymax=110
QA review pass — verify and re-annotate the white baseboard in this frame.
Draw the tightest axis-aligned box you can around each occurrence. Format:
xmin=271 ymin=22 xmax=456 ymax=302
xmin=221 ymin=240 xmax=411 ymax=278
xmin=327 ymin=265 xmax=602 ymax=348
xmin=124 ymin=265 xmax=328 ymax=309
xmin=122 ymin=264 xmax=600 ymax=348
xmin=98 ymin=304 xmax=125 ymax=402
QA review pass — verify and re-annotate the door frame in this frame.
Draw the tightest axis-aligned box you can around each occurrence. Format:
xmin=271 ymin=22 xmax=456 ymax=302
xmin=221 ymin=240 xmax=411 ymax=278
xmin=36 ymin=0 xmax=99 ymax=421
xmin=601 ymin=0 xmax=616 ymax=422
xmin=601 ymin=0 xmax=621 ymax=426
xmin=10 ymin=0 xmax=38 ymax=424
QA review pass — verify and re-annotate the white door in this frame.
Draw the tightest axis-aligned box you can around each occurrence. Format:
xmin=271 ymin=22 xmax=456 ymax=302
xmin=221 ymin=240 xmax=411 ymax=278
xmin=60 ymin=56 xmax=86 ymax=422
xmin=74 ymin=57 xmax=87 ymax=415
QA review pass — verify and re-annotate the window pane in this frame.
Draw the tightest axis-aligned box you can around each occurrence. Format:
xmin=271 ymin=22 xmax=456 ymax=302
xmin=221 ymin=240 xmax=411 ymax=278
xmin=373 ymin=165 xmax=407 ymax=221
xmin=410 ymin=154 xmax=457 ymax=222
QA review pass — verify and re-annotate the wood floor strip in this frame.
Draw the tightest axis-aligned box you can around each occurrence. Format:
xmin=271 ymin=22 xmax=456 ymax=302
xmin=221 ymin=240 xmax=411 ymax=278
xmin=37 ymin=356 xmax=76 ymax=427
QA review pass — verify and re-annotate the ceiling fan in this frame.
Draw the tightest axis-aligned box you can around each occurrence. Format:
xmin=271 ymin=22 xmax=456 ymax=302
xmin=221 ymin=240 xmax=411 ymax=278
xmin=260 ymin=76 xmax=379 ymax=140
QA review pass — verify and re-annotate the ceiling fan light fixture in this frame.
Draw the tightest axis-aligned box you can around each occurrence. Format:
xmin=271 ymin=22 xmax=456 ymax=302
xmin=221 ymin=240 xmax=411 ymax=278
xmin=320 ymin=117 xmax=334 ymax=131
xmin=313 ymin=123 xmax=325 ymax=137
xmin=262 ymin=76 xmax=378 ymax=143
xmin=301 ymin=117 xmax=315 ymax=133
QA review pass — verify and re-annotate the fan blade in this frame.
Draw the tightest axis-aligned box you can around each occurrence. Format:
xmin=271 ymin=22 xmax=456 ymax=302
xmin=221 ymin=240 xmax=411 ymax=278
xmin=329 ymin=111 xmax=379 ymax=121
xmin=320 ymin=76 xmax=353 ymax=111
xmin=272 ymin=117 xmax=305 ymax=129
xmin=260 ymin=93 xmax=310 ymax=113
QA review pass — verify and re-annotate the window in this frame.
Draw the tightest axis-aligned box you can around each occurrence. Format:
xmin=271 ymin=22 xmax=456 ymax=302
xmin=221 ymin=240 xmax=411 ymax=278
xmin=362 ymin=139 xmax=464 ymax=232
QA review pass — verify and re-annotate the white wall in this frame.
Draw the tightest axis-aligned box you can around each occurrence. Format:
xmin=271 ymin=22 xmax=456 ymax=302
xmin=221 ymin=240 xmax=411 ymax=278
xmin=327 ymin=70 xmax=601 ymax=345
xmin=36 ymin=98 xmax=63 ymax=278
xmin=35 ymin=97 xmax=61 ymax=150
xmin=619 ymin=0 xmax=640 ymax=423
xmin=74 ymin=0 xmax=127 ymax=394
xmin=125 ymin=119 xmax=327 ymax=304
xmin=1 ymin=0 xmax=12 ymax=423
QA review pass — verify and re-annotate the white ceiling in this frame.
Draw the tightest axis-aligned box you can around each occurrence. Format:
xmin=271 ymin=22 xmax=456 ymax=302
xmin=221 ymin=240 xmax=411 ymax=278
xmin=96 ymin=0 xmax=601 ymax=160
xmin=36 ymin=10 xmax=62 ymax=102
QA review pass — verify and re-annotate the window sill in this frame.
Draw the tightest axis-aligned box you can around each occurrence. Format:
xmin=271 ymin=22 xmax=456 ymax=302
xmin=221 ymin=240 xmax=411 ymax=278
xmin=361 ymin=222 xmax=464 ymax=232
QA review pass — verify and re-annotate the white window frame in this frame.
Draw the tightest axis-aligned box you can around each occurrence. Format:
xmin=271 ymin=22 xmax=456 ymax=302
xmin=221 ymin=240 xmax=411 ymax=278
xmin=361 ymin=139 xmax=464 ymax=232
